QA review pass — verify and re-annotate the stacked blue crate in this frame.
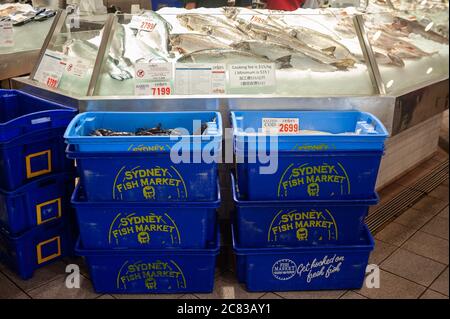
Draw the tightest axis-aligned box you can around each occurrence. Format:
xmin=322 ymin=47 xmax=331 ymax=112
xmin=230 ymin=110 xmax=388 ymax=292
xmin=65 ymin=111 xmax=223 ymax=294
xmin=0 ymin=89 xmax=77 ymax=280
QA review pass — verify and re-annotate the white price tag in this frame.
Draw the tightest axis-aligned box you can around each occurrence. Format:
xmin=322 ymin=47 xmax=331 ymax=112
xmin=129 ymin=16 xmax=157 ymax=32
xmin=0 ymin=21 xmax=14 ymax=47
xmin=229 ymin=63 xmax=276 ymax=88
xmin=135 ymin=81 xmax=172 ymax=96
xmin=262 ymin=118 xmax=300 ymax=134
xmin=65 ymin=56 xmax=91 ymax=78
xmin=135 ymin=62 xmax=173 ymax=81
xmin=174 ymin=64 xmax=226 ymax=95
xmin=34 ymin=50 xmax=67 ymax=89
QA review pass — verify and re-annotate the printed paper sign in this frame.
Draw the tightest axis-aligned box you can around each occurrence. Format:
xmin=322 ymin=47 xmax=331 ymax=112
xmin=262 ymin=118 xmax=300 ymax=134
xmin=134 ymin=81 xmax=172 ymax=96
xmin=174 ymin=64 xmax=226 ymax=95
xmin=229 ymin=63 xmax=276 ymax=88
xmin=135 ymin=62 xmax=173 ymax=81
xmin=129 ymin=16 xmax=157 ymax=32
xmin=34 ymin=50 xmax=67 ymax=89
xmin=65 ymin=56 xmax=91 ymax=78
xmin=0 ymin=21 xmax=14 ymax=47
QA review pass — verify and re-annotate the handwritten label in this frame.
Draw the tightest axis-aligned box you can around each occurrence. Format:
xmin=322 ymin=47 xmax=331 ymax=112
xmin=175 ymin=64 xmax=226 ymax=95
xmin=34 ymin=50 xmax=67 ymax=89
xmin=262 ymin=118 xmax=299 ymax=134
xmin=229 ymin=63 xmax=275 ymax=89
xmin=0 ymin=21 xmax=14 ymax=47
xmin=130 ymin=16 xmax=157 ymax=32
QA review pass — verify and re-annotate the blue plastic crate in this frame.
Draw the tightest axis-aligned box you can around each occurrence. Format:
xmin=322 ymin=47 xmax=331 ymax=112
xmin=64 ymin=112 xmax=222 ymax=153
xmin=232 ymin=174 xmax=378 ymax=247
xmin=0 ymin=218 xmax=75 ymax=280
xmin=65 ymin=112 xmax=222 ymax=202
xmin=0 ymin=89 xmax=77 ymax=191
xmin=234 ymin=225 xmax=374 ymax=292
xmin=0 ymin=173 xmax=75 ymax=235
xmin=72 ymin=183 xmax=219 ymax=249
xmin=76 ymin=233 xmax=220 ymax=294
xmin=231 ymin=111 xmax=388 ymax=201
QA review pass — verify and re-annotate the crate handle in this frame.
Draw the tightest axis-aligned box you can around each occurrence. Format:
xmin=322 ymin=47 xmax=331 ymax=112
xmin=73 ymin=117 xmax=95 ymax=136
xmin=356 ymin=120 xmax=377 ymax=134
xmin=31 ymin=117 xmax=51 ymax=125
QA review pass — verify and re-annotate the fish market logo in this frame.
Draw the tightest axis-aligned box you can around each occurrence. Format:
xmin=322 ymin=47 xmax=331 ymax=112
xmin=127 ymin=144 xmax=170 ymax=152
xmin=268 ymin=209 xmax=338 ymax=243
xmin=117 ymin=260 xmax=186 ymax=291
xmin=113 ymin=165 xmax=188 ymax=201
xmin=278 ymin=162 xmax=350 ymax=198
xmin=272 ymin=259 xmax=297 ymax=281
xmin=109 ymin=212 xmax=181 ymax=246
xmin=272 ymin=255 xmax=345 ymax=283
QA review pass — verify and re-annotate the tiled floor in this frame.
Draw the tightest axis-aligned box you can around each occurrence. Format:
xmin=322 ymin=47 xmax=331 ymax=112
xmin=0 ymin=150 xmax=449 ymax=300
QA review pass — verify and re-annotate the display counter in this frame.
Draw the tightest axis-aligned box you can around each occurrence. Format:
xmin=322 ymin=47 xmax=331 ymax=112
xmin=11 ymin=5 xmax=449 ymax=187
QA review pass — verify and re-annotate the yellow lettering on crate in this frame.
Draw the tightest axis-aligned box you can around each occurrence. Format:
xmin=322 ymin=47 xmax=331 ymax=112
xmin=278 ymin=163 xmax=350 ymax=198
xmin=268 ymin=209 xmax=338 ymax=242
xmin=117 ymin=260 xmax=187 ymax=291
xmin=108 ymin=212 xmax=181 ymax=246
xmin=113 ymin=166 xmax=188 ymax=201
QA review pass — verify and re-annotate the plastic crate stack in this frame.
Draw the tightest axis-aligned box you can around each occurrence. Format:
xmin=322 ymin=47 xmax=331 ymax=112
xmin=65 ymin=112 xmax=223 ymax=294
xmin=230 ymin=111 xmax=388 ymax=292
xmin=0 ymin=89 xmax=77 ymax=280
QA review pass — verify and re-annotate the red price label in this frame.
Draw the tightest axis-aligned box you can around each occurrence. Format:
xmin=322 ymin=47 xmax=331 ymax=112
xmin=46 ymin=76 xmax=59 ymax=88
xmin=152 ymin=86 xmax=171 ymax=96
xmin=279 ymin=123 xmax=299 ymax=133
xmin=140 ymin=20 xmax=156 ymax=32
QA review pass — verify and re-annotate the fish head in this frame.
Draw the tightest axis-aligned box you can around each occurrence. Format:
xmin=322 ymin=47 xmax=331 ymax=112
xmin=177 ymin=15 xmax=190 ymax=28
xmin=223 ymin=7 xmax=238 ymax=19
xmin=169 ymin=34 xmax=182 ymax=46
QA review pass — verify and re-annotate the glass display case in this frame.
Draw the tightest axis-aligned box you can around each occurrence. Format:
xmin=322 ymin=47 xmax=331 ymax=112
xmin=28 ymin=7 xmax=382 ymax=97
xmin=32 ymin=12 xmax=109 ymax=95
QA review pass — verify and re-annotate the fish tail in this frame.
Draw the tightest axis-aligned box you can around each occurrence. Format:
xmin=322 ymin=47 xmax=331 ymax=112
xmin=275 ymin=55 xmax=293 ymax=69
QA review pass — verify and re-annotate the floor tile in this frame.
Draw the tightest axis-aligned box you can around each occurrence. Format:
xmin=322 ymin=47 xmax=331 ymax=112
xmin=430 ymin=268 xmax=449 ymax=296
xmin=376 ymin=182 xmax=408 ymax=206
xmin=375 ymin=223 xmax=417 ymax=247
xmin=0 ymin=272 xmax=29 ymax=299
xmin=420 ymin=289 xmax=449 ymax=299
xmin=438 ymin=206 xmax=449 ymax=219
xmin=411 ymin=196 xmax=448 ymax=217
xmin=396 ymin=160 xmax=440 ymax=187
xmin=428 ymin=185 xmax=449 ymax=203
xmin=421 ymin=216 xmax=449 ymax=240
xmin=369 ymin=240 xmax=398 ymax=265
xmin=195 ymin=278 xmax=264 ymax=299
xmin=358 ymin=270 xmax=426 ymax=299
xmin=340 ymin=291 xmax=368 ymax=299
xmin=402 ymin=231 xmax=449 ymax=264
xmin=0 ymin=261 xmax=67 ymax=292
xmin=394 ymin=208 xmax=435 ymax=230
xmin=275 ymin=290 xmax=346 ymax=299
xmin=381 ymin=249 xmax=446 ymax=286
xmin=28 ymin=274 xmax=100 ymax=299
xmin=259 ymin=293 xmax=283 ymax=299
